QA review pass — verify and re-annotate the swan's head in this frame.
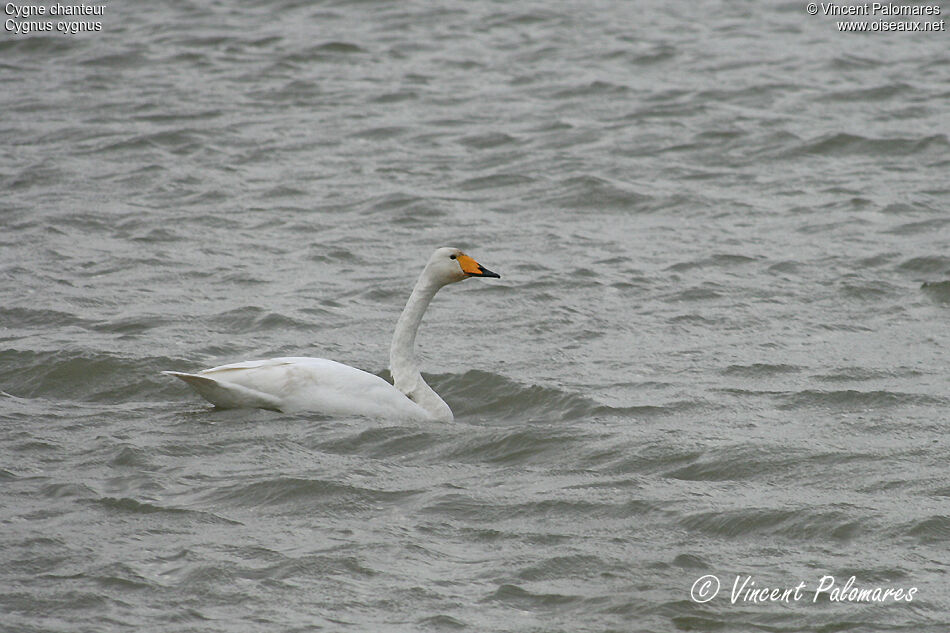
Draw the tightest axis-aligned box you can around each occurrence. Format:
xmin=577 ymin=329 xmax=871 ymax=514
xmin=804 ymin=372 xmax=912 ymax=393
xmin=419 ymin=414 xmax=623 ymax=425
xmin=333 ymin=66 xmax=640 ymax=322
xmin=426 ymin=247 xmax=501 ymax=286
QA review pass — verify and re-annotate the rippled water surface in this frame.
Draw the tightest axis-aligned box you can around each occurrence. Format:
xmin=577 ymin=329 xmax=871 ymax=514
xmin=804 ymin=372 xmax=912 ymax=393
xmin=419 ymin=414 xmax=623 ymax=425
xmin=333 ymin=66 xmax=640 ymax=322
xmin=2 ymin=1 xmax=950 ymax=631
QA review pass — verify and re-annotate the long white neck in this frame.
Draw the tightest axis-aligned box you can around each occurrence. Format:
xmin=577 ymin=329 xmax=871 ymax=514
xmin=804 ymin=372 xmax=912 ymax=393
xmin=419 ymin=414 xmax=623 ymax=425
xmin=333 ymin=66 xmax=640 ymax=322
xmin=389 ymin=272 xmax=453 ymax=422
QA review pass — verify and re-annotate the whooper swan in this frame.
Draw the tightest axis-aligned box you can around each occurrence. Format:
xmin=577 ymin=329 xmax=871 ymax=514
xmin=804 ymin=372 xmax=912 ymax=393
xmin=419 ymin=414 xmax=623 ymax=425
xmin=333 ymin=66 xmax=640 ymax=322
xmin=164 ymin=247 xmax=500 ymax=421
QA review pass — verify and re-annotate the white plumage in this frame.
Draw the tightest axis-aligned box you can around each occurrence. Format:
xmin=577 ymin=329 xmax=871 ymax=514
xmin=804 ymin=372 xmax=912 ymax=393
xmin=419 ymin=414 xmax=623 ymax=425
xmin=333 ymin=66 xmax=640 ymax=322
xmin=164 ymin=247 xmax=500 ymax=421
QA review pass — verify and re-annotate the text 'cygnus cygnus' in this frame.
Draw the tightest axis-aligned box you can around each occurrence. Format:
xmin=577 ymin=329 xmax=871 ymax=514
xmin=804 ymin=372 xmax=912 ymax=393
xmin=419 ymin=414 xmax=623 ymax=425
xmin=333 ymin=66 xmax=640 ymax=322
xmin=163 ymin=247 xmax=500 ymax=421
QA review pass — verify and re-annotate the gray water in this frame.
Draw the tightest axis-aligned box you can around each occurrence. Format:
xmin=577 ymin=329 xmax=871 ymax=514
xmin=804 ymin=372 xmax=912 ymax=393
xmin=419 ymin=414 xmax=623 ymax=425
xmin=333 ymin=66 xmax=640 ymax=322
xmin=2 ymin=1 xmax=950 ymax=631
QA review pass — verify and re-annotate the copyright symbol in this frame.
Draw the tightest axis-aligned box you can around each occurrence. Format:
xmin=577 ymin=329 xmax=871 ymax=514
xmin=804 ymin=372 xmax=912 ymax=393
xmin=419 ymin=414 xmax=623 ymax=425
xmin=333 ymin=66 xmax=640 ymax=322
xmin=806 ymin=2 xmax=819 ymax=14
xmin=690 ymin=574 xmax=720 ymax=603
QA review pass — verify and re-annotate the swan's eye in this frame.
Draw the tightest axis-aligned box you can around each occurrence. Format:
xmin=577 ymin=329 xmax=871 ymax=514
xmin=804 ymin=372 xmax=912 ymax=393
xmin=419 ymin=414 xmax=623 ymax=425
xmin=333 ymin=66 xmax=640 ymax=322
xmin=449 ymin=254 xmax=457 ymax=260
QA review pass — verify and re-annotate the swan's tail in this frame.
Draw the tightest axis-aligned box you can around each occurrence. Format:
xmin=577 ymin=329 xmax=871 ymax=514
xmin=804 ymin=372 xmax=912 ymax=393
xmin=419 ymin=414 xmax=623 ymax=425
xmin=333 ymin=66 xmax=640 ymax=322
xmin=162 ymin=371 xmax=283 ymax=411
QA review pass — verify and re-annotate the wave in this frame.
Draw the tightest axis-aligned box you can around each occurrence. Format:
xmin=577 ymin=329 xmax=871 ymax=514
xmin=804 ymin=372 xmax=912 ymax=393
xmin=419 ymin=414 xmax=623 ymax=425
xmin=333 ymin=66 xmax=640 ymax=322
xmin=207 ymin=306 xmax=315 ymax=334
xmin=812 ymin=367 xmax=922 ymax=382
xmin=515 ymin=553 xmax=609 ymax=582
xmin=432 ymin=369 xmax=679 ymax=422
xmin=278 ymin=41 xmax=365 ymax=64
xmin=457 ymin=131 xmax=520 ymax=149
xmin=721 ymin=363 xmax=801 ymax=377
xmin=435 ymin=427 xmax=583 ymax=466
xmin=420 ymin=492 xmax=659 ymax=523
xmin=0 ymin=349 xmax=188 ymax=402
xmin=777 ymin=389 xmax=946 ymax=410
xmin=922 ymin=280 xmax=950 ymax=304
xmin=663 ymin=445 xmax=872 ymax=482
xmin=482 ymin=583 xmax=582 ymax=608
xmin=52 ymin=562 xmax=153 ymax=593
xmin=897 ymin=515 xmax=950 ymax=544
xmin=201 ymin=477 xmax=421 ymax=510
xmin=87 ymin=497 xmax=240 ymax=525
xmin=314 ymin=425 xmax=440 ymax=459
xmin=679 ymin=507 xmax=866 ymax=540
xmin=818 ymin=82 xmax=917 ymax=103
xmin=416 ymin=614 xmax=466 ymax=630
xmin=1 ymin=349 xmax=139 ymax=401
xmin=776 ymin=132 xmax=950 ymax=159
xmin=665 ymin=254 xmax=759 ymax=272
xmin=550 ymin=80 xmax=630 ymax=99
xmin=311 ymin=419 xmax=586 ymax=467
xmin=456 ymin=173 xmax=535 ymax=191
xmin=898 ymin=255 xmax=950 ymax=275
xmin=885 ymin=217 xmax=950 ymax=236
xmin=539 ymin=175 xmax=652 ymax=211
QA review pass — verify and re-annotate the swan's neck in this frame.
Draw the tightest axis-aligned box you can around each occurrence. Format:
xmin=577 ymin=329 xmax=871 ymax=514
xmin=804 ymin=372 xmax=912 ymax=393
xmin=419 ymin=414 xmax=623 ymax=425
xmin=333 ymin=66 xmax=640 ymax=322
xmin=390 ymin=274 xmax=453 ymax=422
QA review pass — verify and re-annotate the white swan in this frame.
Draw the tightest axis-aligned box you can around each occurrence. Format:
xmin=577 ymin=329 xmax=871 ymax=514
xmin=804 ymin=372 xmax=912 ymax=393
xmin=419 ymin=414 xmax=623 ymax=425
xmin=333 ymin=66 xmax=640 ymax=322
xmin=164 ymin=247 xmax=500 ymax=421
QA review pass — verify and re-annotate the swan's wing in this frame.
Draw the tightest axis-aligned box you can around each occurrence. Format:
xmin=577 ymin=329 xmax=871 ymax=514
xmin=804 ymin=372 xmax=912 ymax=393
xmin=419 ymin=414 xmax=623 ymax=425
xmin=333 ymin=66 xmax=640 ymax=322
xmin=194 ymin=358 xmax=293 ymax=373
xmin=162 ymin=371 xmax=283 ymax=410
xmin=165 ymin=357 xmax=429 ymax=419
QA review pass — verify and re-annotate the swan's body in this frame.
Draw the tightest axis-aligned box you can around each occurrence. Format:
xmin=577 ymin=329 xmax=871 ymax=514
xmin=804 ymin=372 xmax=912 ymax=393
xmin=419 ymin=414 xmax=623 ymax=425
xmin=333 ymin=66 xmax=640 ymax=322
xmin=164 ymin=247 xmax=500 ymax=421
xmin=163 ymin=357 xmax=430 ymax=418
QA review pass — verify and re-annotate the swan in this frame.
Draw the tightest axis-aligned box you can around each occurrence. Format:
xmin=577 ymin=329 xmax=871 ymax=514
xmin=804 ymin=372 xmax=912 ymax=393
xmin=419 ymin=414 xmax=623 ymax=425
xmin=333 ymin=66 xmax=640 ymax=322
xmin=163 ymin=247 xmax=500 ymax=421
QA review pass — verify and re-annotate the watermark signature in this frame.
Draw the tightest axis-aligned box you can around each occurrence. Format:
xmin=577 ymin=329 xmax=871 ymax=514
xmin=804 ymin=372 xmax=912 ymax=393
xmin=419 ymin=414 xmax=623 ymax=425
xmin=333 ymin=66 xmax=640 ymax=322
xmin=804 ymin=3 xmax=946 ymax=32
xmin=690 ymin=574 xmax=918 ymax=604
